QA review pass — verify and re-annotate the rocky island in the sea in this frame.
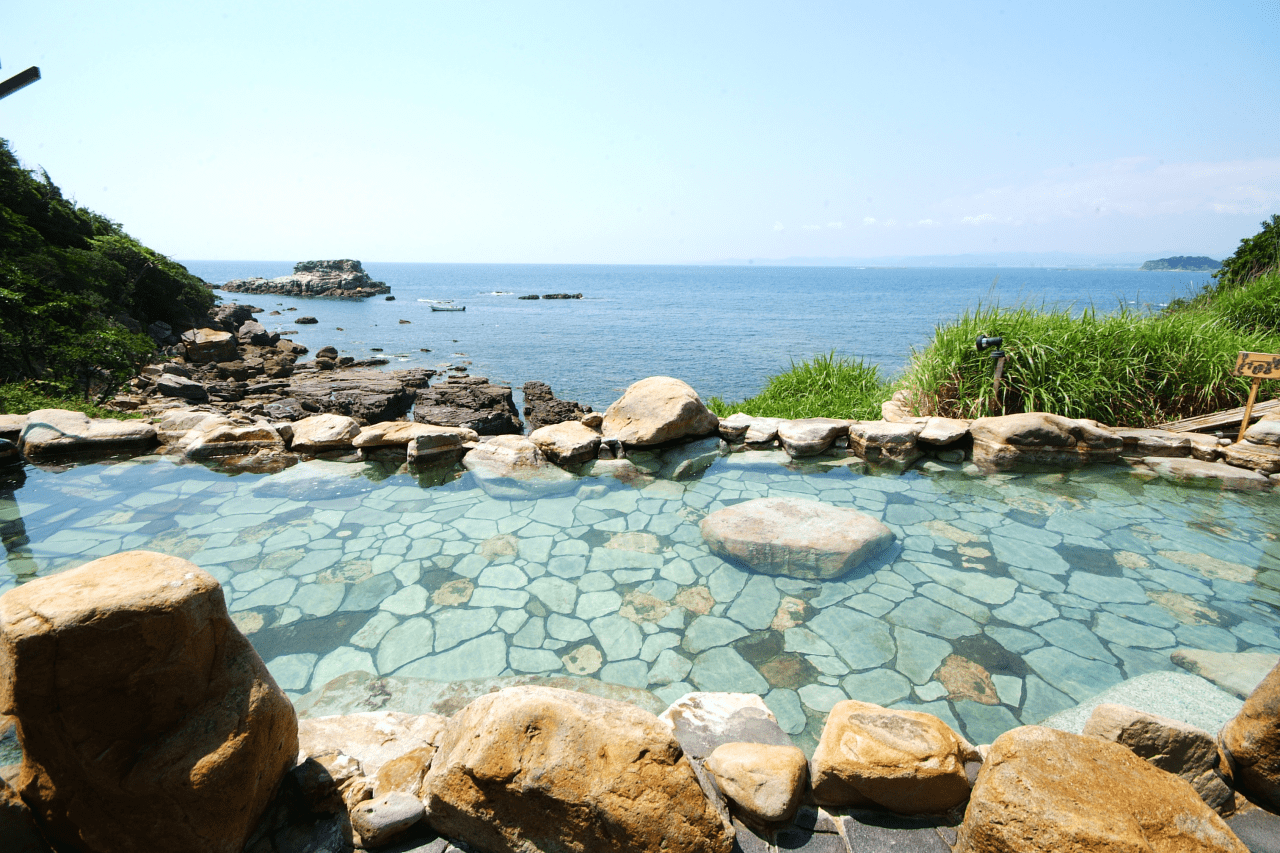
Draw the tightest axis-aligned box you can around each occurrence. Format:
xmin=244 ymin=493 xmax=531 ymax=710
xmin=220 ymin=259 xmax=391 ymax=298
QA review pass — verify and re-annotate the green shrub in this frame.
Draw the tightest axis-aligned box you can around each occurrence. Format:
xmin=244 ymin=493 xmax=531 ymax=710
xmin=707 ymin=351 xmax=888 ymax=420
xmin=0 ymin=382 xmax=144 ymax=419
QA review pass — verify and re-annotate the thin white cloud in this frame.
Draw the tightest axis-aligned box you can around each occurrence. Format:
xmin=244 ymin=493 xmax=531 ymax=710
xmin=827 ymin=221 xmax=844 ymax=229
xmin=773 ymin=221 xmax=785 ymax=231
xmin=940 ymin=157 xmax=1280 ymax=225
xmin=863 ymin=216 xmax=877 ymax=225
xmin=916 ymin=218 xmax=937 ymax=226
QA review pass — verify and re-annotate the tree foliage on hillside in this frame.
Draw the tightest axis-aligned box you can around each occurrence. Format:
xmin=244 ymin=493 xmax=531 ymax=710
xmin=0 ymin=138 xmax=214 ymax=400
xmin=1215 ymin=214 xmax=1280 ymax=285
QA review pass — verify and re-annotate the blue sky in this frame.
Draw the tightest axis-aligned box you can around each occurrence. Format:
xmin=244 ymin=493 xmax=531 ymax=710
xmin=3 ymin=1 xmax=1278 ymax=264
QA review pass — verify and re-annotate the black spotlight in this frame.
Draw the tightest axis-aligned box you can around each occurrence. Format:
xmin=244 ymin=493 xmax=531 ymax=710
xmin=976 ymin=334 xmax=1003 ymax=353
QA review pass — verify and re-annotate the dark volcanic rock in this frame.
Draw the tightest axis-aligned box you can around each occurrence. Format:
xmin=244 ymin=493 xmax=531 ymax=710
xmin=522 ymin=381 xmax=592 ymax=432
xmin=542 ymin=293 xmax=583 ymax=299
xmin=287 ymin=369 xmax=433 ymax=424
xmin=415 ymin=376 xmax=523 ymax=435
xmin=518 ymin=294 xmax=540 ymax=300
xmin=221 ymin=260 xmax=391 ymax=299
xmin=295 ymin=316 xmax=319 ymax=325
xmin=208 ymin=302 xmax=259 ymax=332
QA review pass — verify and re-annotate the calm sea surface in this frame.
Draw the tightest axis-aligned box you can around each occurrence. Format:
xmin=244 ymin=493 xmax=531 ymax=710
xmin=184 ymin=262 xmax=1213 ymax=411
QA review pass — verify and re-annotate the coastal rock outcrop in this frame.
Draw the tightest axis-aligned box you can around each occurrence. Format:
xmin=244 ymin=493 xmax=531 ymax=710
xmin=700 ymin=497 xmax=894 ymax=580
xmin=0 ymin=551 xmax=298 ymax=853
xmin=846 ymin=420 xmax=925 ymax=467
xmin=522 ymin=380 xmax=592 ymax=431
xmin=415 ymin=375 xmax=522 ymax=435
xmin=529 ymin=420 xmax=601 ymax=465
xmin=955 ymin=726 xmax=1246 ymax=853
xmin=704 ymin=741 xmax=808 ymax=825
xmin=462 ymin=434 xmax=576 ymax=497
xmin=810 ymin=700 xmax=977 ymax=814
xmin=423 ymin=685 xmax=733 ymax=853
xmin=602 ymin=376 xmax=719 ymax=447
xmin=221 ymin=260 xmax=391 ymax=298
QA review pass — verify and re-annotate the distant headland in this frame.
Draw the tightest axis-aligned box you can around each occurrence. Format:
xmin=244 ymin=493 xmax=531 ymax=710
xmin=1140 ymin=256 xmax=1221 ymax=272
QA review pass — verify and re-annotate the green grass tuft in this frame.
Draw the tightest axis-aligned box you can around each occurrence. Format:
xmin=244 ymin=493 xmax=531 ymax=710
xmin=707 ymin=351 xmax=888 ymax=420
xmin=0 ymin=382 xmax=144 ymax=420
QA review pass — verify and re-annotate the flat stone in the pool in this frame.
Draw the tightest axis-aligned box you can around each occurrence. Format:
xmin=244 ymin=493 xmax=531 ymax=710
xmin=764 ymin=688 xmax=807 ymax=735
xmin=578 ymin=571 xmax=616 ymax=592
xmin=989 ymin=535 xmax=1070 ymax=575
xmin=576 ymin=590 xmax=622 ymax=620
xmin=892 ymin=627 xmax=953 ymax=685
xmin=601 ymin=659 xmax=650 ymax=688
xmin=689 ymin=646 xmax=770 ymax=694
xmin=1175 ymin=623 xmax=1241 ymax=652
xmin=808 ymin=607 xmax=895 ymax=669
xmin=527 ymin=576 xmax=577 ymax=614
xmin=377 ymin=617 xmax=434 ymax=672
xmin=1231 ymin=620 xmax=1280 ymax=650
xmin=1066 ymin=572 xmax=1147 ymax=604
xmin=513 ymin=617 xmax=546 ymax=648
xmin=708 ymin=563 xmax=750 ymax=602
xmin=783 ymin=626 xmax=838 ymax=658
xmin=509 ymin=647 xmax=562 ymax=673
xmin=914 ymin=564 xmax=1018 ymax=606
xmin=381 ymin=585 xmax=428 ymax=616
xmin=684 ymin=615 xmax=749 ymax=654
xmin=991 ymin=674 xmax=1023 ymax=705
xmin=1033 ymin=619 xmax=1116 ymax=663
xmin=497 ymin=609 xmax=527 ymax=634
xmin=469 ymin=588 xmax=529 ymax=608
xmin=1102 ymin=602 xmax=1180 ymax=630
xmin=433 ymin=607 xmax=499 ymax=651
xmin=725 ymin=575 xmax=781 ymax=631
xmin=311 ymin=646 xmax=375 ymax=691
xmin=1023 ymin=646 xmax=1123 ymax=702
xmin=1007 ymin=567 xmax=1066 ymax=594
xmin=985 ymin=626 xmax=1045 ymax=654
xmin=886 ymin=598 xmax=980 ymax=640
xmin=588 ymin=548 xmax=664 ymax=572
xmin=798 ymin=683 xmax=848 ymax=713
xmin=547 ymin=614 xmax=591 ymax=642
xmin=953 ymin=700 xmax=1021 ymax=746
xmin=640 ymin=632 xmax=681 ymax=662
xmin=1017 ymin=674 xmax=1076 ymax=724
xmin=396 ymin=633 xmax=507 ymax=680
xmin=647 ymin=648 xmax=693 ymax=685
xmin=267 ymin=653 xmax=318 ymax=692
xmin=1092 ymin=612 xmax=1175 ymax=649
xmin=547 ymin=555 xmax=587 ymax=578
xmin=843 ymin=593 xmax=895 ymax=617
xmin=339 ymin=573 xmax=398 ymax=611
xmin=841 ymin=669 xmax=911 ymax=706
xmin=477 ymin=564 xmax=527 ymax=589
xmin=238 ymin=578 xmax=298 ymax=609
xmin=992 ymin=593 xmax=1057 ymax=628
xmin=591 ymin=614 xmax=643 ymax=660
xmin=919 ymin=584 xmax=992 ymax=624
xmin=517 ymin=536 xmax=554 ymax=563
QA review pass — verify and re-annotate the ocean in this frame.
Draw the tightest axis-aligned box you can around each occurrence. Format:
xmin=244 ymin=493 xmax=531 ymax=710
xmin=183 ymin=261 xmax=1214 ymax=412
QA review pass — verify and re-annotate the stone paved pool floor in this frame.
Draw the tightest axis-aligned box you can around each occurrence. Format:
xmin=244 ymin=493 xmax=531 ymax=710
xmin=3 ymin=449 xmax=1279 ymax=752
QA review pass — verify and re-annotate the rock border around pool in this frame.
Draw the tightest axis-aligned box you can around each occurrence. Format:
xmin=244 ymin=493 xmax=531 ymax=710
xmin=1 ymin=552 xmax=1277 ymax=852
xmin=7 ymin=377 xmax=1278 ymax=495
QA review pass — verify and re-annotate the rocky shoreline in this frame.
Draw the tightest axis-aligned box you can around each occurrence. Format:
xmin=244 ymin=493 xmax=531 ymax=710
xmin=220 ymin=260 xmax=392 ymax=299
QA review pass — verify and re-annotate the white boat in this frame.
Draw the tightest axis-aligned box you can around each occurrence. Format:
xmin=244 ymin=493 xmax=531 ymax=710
xmin=430 ymin=305 xmax=466 ymax=312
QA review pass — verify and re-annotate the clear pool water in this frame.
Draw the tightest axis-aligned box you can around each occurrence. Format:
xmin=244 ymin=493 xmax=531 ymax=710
xmin=2 ymin=450 xmax=1277 ymax=751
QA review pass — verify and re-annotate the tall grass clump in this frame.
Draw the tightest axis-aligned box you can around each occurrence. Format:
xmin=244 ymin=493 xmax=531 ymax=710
xmin=0 ymin=382 xmax=142 ymax=419
xmin=707 ymin=351 xmax=889 ymax=420
xmin=899 ymin=286 xmax=1280 ymax=426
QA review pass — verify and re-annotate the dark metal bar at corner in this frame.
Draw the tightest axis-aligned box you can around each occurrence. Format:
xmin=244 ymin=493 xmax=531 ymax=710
xmin=0 ymin=66 xmax=41 ymax=101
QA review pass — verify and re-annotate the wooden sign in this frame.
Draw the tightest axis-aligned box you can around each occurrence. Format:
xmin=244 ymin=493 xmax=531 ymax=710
xmin=1233 ymin=352 xmax=1280 ymax=377
xmin=1231 ymin=352 xmax=1280 ymax=441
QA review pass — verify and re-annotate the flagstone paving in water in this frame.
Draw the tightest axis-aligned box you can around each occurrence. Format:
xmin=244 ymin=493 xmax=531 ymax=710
xmin=3 ymin=451 xmax=1280 ymax=751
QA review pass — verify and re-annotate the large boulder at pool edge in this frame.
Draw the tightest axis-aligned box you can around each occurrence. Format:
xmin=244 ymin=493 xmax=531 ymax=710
xmin=1221 ymin=657 xmax=1280 ymax=811
xmin=955 ymin=726 xmax=1246 ymax=853
xmin=0 ymin=551 xmax=298 ymax=853
xmin=424 ymin=685 xmax=733 ymax=853
xmin=602 ymin=376 xmax=720 ymax=447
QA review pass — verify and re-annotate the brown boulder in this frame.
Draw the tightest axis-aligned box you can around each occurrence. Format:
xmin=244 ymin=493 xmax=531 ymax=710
xmin=705 ymin=741 xmax=808 ymax=824
xmin=19 ymin=409 xmax=157 ymax=459
xmin=846 ymin=420 xmax=925 ymax=467
xmin=529 ymin=420 xmax=602 ymax=465
xmin=777 ymin=418 xmax=849 ymax=457
xmin=0 ymin=551 xmax=297 ymax=853
xmin=1083 ymin=703 xmax=1234 ymax=814
xmin=424 ymin=685 xmax=732 ymax=853
xmin=955 ymin=726 xmax=1247 ymax=853
xmin=1221 ymin=440 xmax=1280 ymax=475
xmin=602 ymin=376 xmax=720 ymax=447
xmin=810 ymin=700 xmax=977 ymax=814
xmin=0 ymin=776 xmax=49 ymax=853
xmin=969 ymin=412 xmax=1121 ymax=471
xmin=1221 ymin=658 xmax=1280 ymax=811
xmin=180 ymin=328 xmax=239 ymax=363
xmin=297 ymin=711 xmax=444 ymax=779
xmin=290 ymin=413 xmax=362 ymax=454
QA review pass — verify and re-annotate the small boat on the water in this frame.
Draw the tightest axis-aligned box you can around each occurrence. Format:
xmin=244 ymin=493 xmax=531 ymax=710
xmin=430 ymin=305 xmax=466 ymax=312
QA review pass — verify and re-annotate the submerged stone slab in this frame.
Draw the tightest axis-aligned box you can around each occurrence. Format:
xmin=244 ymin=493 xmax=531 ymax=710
xmin=700 ymin=497 xmax=894 ymax=580
xmin=1141 ymin=456 xmax=1270 ymax=490
xmin=1172 ymin=649 xmax=1280 ymax=699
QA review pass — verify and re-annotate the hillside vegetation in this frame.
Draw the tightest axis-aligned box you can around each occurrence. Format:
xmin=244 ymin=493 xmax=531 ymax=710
xmin=0 ymin=138 xmax=213 ymax=406
xmin=716 ymin=218 xmax=1280 ymax=427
